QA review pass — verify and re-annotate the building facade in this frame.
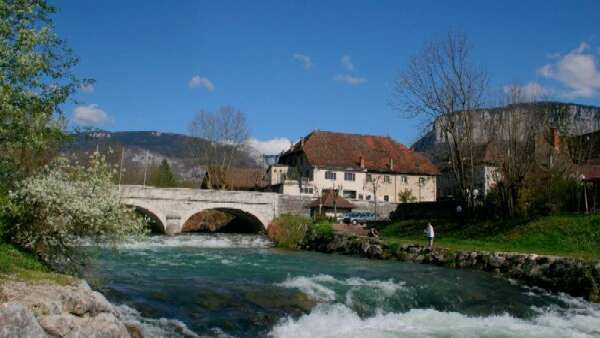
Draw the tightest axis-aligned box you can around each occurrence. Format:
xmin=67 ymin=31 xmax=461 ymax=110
xmin=266 ymin=131 xmax=439 ymax=204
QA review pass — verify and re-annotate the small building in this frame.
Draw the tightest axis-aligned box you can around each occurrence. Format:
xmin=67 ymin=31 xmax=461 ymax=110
xmin=306 ymin=189 xmax=355 ymax=218
xmin=201 ymin=167 xmax=266 ymax=190
xmin=577 ymin=159 xmax=600 ymax=212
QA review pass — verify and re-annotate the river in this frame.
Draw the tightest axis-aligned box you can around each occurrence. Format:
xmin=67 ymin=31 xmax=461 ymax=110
xmin=82 ymin=233 xmax=600 ymax=337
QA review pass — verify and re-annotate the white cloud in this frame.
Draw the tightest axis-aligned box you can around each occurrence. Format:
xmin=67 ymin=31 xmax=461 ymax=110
xmin=503 ymin=82 xmax=550 ymax=100
xmin=335 ymin=74 xmax=367 ymax=86
xmin=80 ymin=83 xmax=95 ymax=93
xmin=340 ymin=55 xmax=354 ymax=71
xmin=246 ymin=137 xmax=291 ymax=155
xmin=293 ymin=53 xmax=312 ymax=70
xmin=189 ymin=75 xmax=215 ymax=91
xmin=537 ymin=42 xmax=600 ymax=98
xmin=73 ymin=104 xmax=109 ymax=126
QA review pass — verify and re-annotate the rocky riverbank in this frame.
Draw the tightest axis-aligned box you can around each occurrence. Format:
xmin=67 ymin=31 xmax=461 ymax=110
xmin=303 ymin=233 xmax=600 ymax=302
xmin=0 ymin=279 xmax=144 ymax=338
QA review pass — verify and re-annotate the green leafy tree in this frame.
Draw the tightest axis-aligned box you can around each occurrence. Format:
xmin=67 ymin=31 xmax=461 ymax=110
xmin=0 ymin=0 xmax=88 ymax=192
xmin=148 ymin=159 xmax=178 ymax=188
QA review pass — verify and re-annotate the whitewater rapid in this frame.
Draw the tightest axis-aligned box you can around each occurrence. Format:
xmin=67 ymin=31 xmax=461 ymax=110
xmin=271 ymin=274 xmax=600 ymax=338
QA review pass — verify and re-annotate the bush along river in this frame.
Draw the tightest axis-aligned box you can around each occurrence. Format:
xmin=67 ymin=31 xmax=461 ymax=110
xmin=81 ymin=233 xmax=600 ymax=337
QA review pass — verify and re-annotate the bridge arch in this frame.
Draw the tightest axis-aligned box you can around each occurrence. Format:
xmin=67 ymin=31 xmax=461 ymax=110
xmin=125 ymin=203 xmax=167 ymax=234
xmin=181 ymin=207 xmax=266 ymax=234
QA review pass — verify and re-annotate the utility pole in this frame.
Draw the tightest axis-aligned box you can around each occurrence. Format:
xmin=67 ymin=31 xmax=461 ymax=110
xmin=143 ymin=150 xmax=149 ymax=187
xmin=118 ymin=146 xmax=125 ymax=193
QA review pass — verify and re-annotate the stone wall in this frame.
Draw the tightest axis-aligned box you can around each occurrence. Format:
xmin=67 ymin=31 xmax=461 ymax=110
xmin=276 ymin=195 xmax=311 ymax=218
xmin=303 ymin=233 xmax=600 ymax=302
xmin=352 ymin=201 xmax=398 ymax=218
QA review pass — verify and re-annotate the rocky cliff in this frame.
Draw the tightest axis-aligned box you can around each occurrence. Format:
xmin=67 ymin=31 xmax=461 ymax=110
xmin=412 ymin=102 xmax=600 ymax=160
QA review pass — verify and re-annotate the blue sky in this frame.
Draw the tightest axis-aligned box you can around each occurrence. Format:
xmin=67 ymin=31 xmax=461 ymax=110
xmin=53 ymin=0 xmax=600 ymax=154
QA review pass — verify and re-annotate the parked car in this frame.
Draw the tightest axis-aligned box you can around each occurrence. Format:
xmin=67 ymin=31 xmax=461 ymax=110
xmin=342 ymin=211 xmax=377 ymax=224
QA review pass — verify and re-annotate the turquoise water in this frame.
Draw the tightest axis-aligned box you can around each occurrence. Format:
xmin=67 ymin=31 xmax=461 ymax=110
xmin=84 ymin=234 xmax=600 ymax=337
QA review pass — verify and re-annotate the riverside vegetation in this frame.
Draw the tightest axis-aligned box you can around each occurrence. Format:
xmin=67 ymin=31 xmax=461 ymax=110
xmin=267 ymin=213 xmax=600 ymax=302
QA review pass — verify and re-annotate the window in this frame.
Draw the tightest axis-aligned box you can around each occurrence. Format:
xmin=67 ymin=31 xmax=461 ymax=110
xmin=401 ymin=176 xmax=408 ymax=184
xmin=384 ymin=195 xmax=390 ymax=202
xmin=419 ymin=177 xmax=426 ymax=185
xmin=366 ymin=174 xmax=373 ymax=182
xmin=343 ymin=190 xmax=357 ymax=199
xmin=384 ymin=175 xmax=391 ymax=183
xmin=358 ymin=194 xmax=364 ymax=200
xmin=325 ymin=171 xmax=336 ymax=180
xmin=344 ymin=172 xmax=355 ymax=181
xmin=301 ymin=187 xmax=314 ymax=194
xmin=366 ymin=194 xmax=372 ymax=200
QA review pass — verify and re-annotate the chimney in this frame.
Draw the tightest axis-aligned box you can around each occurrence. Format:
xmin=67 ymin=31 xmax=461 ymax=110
xmin=389 ymin=157 xmax=394 ymax=170
xmin=359 ymin=156 xmax=365 ymax=169
xmin=550 ymin=128 xmax=560 ymax=153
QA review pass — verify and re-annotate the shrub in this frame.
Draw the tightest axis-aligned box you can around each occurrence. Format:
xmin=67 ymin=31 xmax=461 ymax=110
xmin=7 ymin=152 xmax=147 ymax=268
xmin=305 ymin=222 xmax=334 ymax=243
xmin=267 ymin=214 xmax=311 ymax=249
xmin=0 ymin=192 xmax=10 ymax=241
xmin=313 ymin=212 xmax=334 ymax=224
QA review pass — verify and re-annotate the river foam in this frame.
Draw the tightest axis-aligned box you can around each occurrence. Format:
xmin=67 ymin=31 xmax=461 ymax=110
xmin=273 ymin=274 xmax=600 ymax=338
xmin=277 ymin=274 xmax=408 ymax=303
xmin=82 ymin=233 xmax=273 ymax=249
xmin=115 ymin=304 xmax=200 ymax=337
xmin=269 ymin=300 xmax=600 ymax=338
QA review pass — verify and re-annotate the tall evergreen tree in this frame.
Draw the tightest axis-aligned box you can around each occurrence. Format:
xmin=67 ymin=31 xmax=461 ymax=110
xmin=149 ymin=159 xmax=178 ymax=188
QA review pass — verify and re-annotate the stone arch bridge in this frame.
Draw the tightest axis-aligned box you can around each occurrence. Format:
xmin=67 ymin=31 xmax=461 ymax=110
xmin=119 ymin=185 xmax=307 ymax=234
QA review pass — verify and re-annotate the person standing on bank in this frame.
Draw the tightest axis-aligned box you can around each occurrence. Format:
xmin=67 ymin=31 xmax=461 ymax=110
xmin=424 ymin=222 xmax=435 ymax=249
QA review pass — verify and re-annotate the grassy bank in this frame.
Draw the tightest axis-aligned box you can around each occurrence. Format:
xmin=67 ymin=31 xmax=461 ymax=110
xmin=0 ymin=242 xmax=76 ymax=285
xmin=381 ymin=214 xmax=600 ymax=260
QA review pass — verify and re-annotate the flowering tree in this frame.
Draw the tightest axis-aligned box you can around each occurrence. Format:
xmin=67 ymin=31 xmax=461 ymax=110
xmin=7 ymin=152 xmax=146 ymax=267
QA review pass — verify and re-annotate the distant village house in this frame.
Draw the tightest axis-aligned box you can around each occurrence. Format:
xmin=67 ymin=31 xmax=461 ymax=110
xmin=265 ymin=130 xmax=439 ymax=204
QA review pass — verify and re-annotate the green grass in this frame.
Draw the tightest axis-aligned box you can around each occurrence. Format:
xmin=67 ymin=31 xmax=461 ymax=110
xmin=0 ymin=242 xmax=77 ymax=285
xmin=381 ymin=214 xmax=600 ymax=260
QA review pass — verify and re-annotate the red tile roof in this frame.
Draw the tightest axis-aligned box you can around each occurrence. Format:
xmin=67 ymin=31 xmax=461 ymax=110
xmin=202 ymin=168 xmax=266 ymax=190
xmin=306 ymin=190 xmax=356 ymax=209
xmin=281 ymin=131 xmax=439 ymax=175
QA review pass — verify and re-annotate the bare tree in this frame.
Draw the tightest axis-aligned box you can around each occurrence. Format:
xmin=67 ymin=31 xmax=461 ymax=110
xmin=189 ymin=106 xmax=249 ymax=189
xmin=364 ymin=174 xmax=383 ymax=216
xmin=490 ymin=86 xmax=542 ymax=216
xmin=392 ymin=30 xmax=488 ymax=207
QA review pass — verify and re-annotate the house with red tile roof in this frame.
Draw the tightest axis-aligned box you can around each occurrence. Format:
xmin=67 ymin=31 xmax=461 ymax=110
xmin=266 ymin=130 xmax=439 ymax=204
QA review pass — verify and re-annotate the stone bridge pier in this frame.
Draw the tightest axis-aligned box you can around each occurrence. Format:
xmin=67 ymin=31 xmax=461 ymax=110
xmin=119 ymin=185 xmax=307 ymax=234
